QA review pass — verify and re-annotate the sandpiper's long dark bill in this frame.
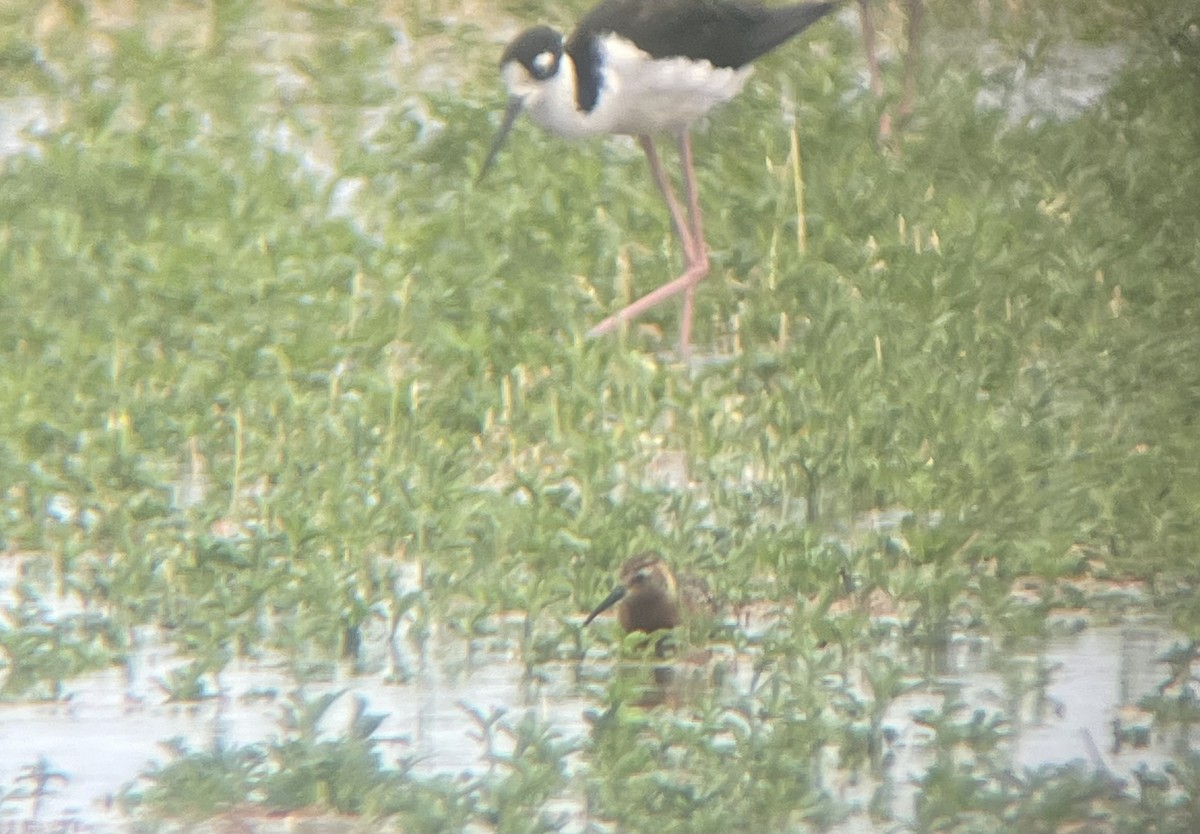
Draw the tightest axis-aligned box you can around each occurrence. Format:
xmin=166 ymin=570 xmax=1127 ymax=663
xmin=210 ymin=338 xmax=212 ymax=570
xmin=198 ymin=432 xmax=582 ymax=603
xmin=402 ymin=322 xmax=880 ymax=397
xmin=481 ymin=0 xmax=839 ymax=354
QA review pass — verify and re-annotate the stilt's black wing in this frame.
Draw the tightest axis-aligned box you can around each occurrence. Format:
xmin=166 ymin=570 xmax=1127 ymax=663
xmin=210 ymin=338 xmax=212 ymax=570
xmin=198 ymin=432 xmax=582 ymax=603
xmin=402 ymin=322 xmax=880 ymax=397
xmin=567 ymin=0 xmax=838 ymax=110
xmin=571 ymin=0 xmax=837 ymax=68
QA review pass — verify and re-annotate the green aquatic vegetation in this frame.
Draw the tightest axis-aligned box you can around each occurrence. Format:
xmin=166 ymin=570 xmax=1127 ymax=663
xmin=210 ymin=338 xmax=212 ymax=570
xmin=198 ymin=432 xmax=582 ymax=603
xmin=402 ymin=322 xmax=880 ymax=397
xmin=132 ymin=691 xmax=399 ymax=819
xmin=0 ymin=0 xmax=1199 ymax=829
xmin=1139 ymin=640 xmax=1200 ymax=724
xmin=131 ymin=691 xmax=574 ymax=832
xmin=13 ymin=756 xmax=69 ymax=822
xmin=261 ymin=690 xmax=389 ymax=813
xmin=909 ymin=693 xmax=1200 ymax=834
xmin=912 ymin=695 xmax=1010 ymax=760
xmin=133 ymin=737 xmax=264 ymax=821
xmin=461 ymin=705 xmax=579 ymax=834
xmin=584 ymin=674 xmax=857 ymax=833
xmin=917 ymin=759 xmax=1136 ymax=834
xmin=155 ymin=659 xmax=219 ymax=703
xmin=0 ymin=598 xmax=123 ymax=699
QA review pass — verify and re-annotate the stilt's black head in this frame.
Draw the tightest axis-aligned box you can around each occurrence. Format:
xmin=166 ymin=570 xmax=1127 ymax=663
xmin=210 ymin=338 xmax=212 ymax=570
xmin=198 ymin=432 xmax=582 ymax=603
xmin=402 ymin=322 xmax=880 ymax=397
xmin=478 ymin=26 xmax=565 ymax=182
xmin=500 ymin=25 xmax=564 ymax=81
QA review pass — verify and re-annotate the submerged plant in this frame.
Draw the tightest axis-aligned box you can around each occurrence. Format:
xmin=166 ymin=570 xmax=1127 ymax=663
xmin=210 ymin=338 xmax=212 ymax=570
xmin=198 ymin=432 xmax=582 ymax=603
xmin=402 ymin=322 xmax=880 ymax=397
xmin=0 ymin=601 xmax=122 ymax=699
xmin=0 ymin=0 xmax=1198 ymax=831
xmin=13 ymin=757 xmax=69 ymax=822
xmin=127 ymin=689 xmax=578 ymax=831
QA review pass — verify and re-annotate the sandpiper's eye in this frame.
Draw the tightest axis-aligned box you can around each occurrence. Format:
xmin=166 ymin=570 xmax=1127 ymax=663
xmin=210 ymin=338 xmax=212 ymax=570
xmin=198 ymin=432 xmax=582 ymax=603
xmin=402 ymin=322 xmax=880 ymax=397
xmin=531 ymin=50 xmax=557 ymax=79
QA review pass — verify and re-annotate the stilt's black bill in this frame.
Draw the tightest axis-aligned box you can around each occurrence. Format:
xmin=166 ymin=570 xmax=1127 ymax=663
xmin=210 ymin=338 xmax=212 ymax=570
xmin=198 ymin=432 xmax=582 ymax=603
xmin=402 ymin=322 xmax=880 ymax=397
xmin=477 ymin=95 xmax=525 ymax=183
xmin=583 ymin=585 xmax=627 ymax=626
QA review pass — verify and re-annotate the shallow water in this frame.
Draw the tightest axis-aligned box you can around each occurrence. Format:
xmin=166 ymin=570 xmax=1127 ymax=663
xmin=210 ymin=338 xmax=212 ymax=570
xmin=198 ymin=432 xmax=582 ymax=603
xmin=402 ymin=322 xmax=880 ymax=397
xmin=0 ymin=5 xmax=1179 ymax=832
xmin=0 ymin=544 xmax=1185 ymax=833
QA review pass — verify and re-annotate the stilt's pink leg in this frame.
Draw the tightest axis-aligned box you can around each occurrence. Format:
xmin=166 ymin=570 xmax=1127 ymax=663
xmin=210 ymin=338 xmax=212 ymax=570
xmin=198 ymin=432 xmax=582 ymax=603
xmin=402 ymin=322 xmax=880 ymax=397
xmin=587 ymin=131 xmax=711 ymax=356
xmin=676 ymin=130 xmax=710 ymax=356
xmin=638 ymin=135 xmax=699 ymax=262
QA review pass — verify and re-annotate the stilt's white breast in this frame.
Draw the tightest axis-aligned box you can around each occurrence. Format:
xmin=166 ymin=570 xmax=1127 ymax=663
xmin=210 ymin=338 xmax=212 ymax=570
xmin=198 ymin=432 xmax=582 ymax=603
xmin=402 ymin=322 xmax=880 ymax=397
xmin=597 ymin=35 xmax=754 ymax=134
xmin=520 ymin=34 xmax=754 ymax=139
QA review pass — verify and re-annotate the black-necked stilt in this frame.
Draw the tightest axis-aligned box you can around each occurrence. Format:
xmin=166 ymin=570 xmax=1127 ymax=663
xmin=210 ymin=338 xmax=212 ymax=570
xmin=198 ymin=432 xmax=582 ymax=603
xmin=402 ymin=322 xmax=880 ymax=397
xmin=481 ymin=0 xmax=839 ymax=354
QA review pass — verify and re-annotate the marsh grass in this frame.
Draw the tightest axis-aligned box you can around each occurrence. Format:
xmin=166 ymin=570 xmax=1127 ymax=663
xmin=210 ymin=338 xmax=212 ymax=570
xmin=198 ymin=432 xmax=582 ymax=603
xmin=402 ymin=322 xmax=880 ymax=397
xmin=1 ymin=0 xmax=1199 ymax=830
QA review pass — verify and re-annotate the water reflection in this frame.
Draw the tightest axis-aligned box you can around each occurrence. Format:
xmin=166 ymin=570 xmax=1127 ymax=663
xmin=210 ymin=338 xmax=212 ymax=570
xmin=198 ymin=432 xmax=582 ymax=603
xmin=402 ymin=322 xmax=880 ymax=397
xmin=0 ymin=544 xmax=1192 ymax=833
